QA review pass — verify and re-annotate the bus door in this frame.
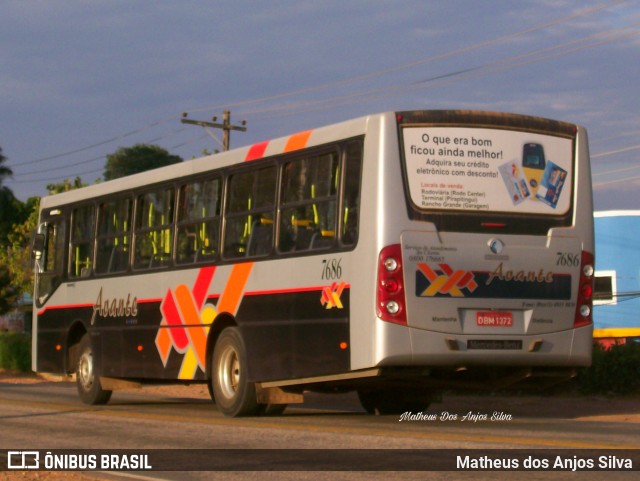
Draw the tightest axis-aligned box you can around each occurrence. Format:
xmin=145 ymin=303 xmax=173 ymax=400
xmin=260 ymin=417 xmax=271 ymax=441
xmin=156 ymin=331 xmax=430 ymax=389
xmin=32 ymin=211 xmax=68 ymax=373
xmin=33 ymin=212 xmax=67 ymax=307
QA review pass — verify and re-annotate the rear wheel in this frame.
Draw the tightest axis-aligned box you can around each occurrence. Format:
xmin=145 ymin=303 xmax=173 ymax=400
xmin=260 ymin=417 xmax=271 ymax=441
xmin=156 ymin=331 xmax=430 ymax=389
xmin=211 ymin=327 xmax=260 ymax=417
xmin=76 ymin=334 xmax=112 ymax=405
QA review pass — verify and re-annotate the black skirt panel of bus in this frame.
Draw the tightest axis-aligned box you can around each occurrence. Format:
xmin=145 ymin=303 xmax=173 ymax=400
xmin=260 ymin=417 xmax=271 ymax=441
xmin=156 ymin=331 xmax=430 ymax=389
xmin=236 ymin=288 xmax=351 ymax=382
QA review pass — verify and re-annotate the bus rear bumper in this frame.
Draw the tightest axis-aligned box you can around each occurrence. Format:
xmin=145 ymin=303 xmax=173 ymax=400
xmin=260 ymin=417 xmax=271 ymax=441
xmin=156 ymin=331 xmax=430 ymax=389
xmin=373 ymin=319 xmax=593 ymax=368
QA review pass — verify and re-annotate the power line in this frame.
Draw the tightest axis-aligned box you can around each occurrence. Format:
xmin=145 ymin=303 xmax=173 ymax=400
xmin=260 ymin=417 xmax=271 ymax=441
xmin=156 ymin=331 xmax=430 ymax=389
xmin=168 ymin=133 xmax=211 ymax=151
xmin=12 ymin=154 xmax=105 ymax=177
xmin=7 ymin=132 xmax=212 ymax=184
xmin=593 ymin=174 xmax=640 ymax=188
xmin=8 ymin=167 xmax=104 ymax=184
xmin=180 ymin=110 xmax=247 ymax=151
xmin=594 ymin=164 xmax=640 ymax=178
xmin=13 ymin=0 xmax=621 ymax=173
xmin=188 ymin=0 xmax=627 ymax=115
xmin=14 ymin=117 xmax=176 ymax=168
xmin=6 ymin=1 xmax=633 ymax=188
xmin=593 ymin=163 xmax=640 ymax=181
xmin=11 ymin=126 xmax=189 ymax=177
xmin=592 ymin=144 xmax=640 ymax=159
xmin=241 ymin=23 xmax=640 ymax=121
xmin=10 ymin=21 xmax=638 ymax=187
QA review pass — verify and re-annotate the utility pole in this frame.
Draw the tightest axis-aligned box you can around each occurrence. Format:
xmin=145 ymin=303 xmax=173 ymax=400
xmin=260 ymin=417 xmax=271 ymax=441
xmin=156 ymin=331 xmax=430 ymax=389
xmin=181 ymin=110 xmax=247 ymax=151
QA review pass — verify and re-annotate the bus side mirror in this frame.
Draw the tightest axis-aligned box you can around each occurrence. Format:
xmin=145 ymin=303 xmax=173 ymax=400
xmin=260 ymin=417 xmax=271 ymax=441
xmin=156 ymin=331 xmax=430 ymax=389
xmin=32 ymin=233 xmax=45 ymax=260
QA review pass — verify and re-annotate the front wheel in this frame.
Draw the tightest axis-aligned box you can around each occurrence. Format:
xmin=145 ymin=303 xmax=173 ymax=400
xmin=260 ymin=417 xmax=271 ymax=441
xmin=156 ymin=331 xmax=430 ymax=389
xmin=211 ymin=327 xmax=260 ymax=417
xmin=76 ymin=334 xmax=112 ymax=405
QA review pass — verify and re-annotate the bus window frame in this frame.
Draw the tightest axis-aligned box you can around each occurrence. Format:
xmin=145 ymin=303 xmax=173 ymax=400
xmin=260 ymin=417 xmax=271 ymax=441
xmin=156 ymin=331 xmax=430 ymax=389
xmin=34 ymin=211 xmax=68 ymax=308
xmin=338 ymin=139 xmax=363 ymax=248
xmin=176 ymin=175 xmax=223 ymax=265
xmin=133 ymin=186 xmax=176 ymax=270
xmin=69 ymin=203 xmax=96 ymax=279
xmin=222 ymin=162 xmax=278 ymax=260
xmin=278 ymin=147 xmax=341 ymax=254
xmin=95 ymin=195 xmax=134 ymax=276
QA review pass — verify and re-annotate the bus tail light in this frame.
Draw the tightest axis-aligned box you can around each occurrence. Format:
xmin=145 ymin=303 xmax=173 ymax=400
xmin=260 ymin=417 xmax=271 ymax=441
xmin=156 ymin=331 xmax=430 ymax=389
xmin=377 ymin=244 xmax=407 ymax=325
xmin=574 ymin=251 xmax=594 ymax=328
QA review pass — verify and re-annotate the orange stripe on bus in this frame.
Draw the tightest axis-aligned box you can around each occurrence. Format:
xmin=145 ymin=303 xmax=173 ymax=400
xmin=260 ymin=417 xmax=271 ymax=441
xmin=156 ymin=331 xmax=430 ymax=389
xmin=155 ymin=323 xmax=172 ymax=365
xmin=245 ymin=141 xmax=269 ymax=161
xmin=284 ymin=130 xmax=312 ymax=152
xmin=175 ymin=284 xmax=200 ymax=326
xmin=217 ymin=262 xmax=254 ymax=315
xmin=192 ymin=266 xmax=216 ymax=309
xmin=175 ymin=284 xmax=208 ymax=368
xmin=161 ymin=291 xmax=189 ymax=350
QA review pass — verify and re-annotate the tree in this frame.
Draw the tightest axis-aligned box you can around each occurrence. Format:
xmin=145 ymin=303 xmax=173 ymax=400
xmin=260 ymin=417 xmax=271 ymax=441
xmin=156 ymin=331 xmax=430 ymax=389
xmin=0 ymin=146 xmax=18 ymax=314
xmin=0 ymin=146 xmax=11 ymax=186
xmin=0 ymin=197 xmax=39 ymax=314
xmin=0 ymin=266 xmax=17 ymax=314
xmin=46 ymin=176 xmax=88 ymax=195
xmin=0 ymin=193 xmax=27 ymax=247
xmin=0 ymin=147 xmax=25 ymax=247
xmin=0 ymin=175 xmax=92 ymax=314
xmin=103 ymin=144 xmax=182 ymax=181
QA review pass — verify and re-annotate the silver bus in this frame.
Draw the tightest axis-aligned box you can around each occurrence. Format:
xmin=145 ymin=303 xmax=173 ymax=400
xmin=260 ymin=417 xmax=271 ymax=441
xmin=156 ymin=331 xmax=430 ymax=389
xmin=32 ymin=110 xmax=595 ymax=416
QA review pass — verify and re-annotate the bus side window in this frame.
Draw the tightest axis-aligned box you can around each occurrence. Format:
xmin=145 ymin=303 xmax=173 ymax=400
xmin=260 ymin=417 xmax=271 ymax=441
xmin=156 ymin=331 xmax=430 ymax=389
xmin=224 ymin=166 xmax=276 ymax=259
xmin=134 ymin=188 xmax=175 ymax=269
xmin=177 ymin=177 xmax=221 ymax=264
xmin=96 ymin=197 xmax=132 ymax=274
xmin=279 ymin=151 xmax=339 ymax=253
xmin=341 ymin=141 xmax=362 ymax=246
xmin=69 ymin=205 xmax=94 ymax=278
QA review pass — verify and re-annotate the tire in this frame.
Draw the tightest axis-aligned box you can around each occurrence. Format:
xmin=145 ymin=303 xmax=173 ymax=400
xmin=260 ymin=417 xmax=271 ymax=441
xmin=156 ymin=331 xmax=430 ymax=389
xmin=357 ymin=388 xmax=431 ymax=415
xmin=211 ymin=327 xmax=260 ymax=417
xmin=207 ymin=377 xmax=216 ymax=404
xmin=76 ymin=334 xmax=112 ymax=405
xmin=357 ymin=388 xmax=378 ymax=415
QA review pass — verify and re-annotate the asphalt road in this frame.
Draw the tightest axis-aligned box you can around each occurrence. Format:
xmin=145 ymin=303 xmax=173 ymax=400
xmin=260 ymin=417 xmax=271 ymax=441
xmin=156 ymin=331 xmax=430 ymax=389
xmin=1 ymin=378 xmax=638 ymax=480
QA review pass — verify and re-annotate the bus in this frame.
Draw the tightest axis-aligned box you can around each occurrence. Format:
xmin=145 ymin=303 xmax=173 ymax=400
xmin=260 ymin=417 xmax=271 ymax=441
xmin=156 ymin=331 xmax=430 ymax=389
xmin=31 ymin=110 xmax=595 ymax=416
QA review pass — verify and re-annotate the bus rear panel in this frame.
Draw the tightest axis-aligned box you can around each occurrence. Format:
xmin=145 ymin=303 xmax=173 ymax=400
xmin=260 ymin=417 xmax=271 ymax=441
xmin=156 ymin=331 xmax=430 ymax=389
xmin=365 ymin=111 xmax=593 ymax=388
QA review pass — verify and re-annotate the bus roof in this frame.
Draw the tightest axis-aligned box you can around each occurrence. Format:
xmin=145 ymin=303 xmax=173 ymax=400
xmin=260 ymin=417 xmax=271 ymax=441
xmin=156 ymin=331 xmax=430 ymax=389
xmin=39 ymin=113 xmax=373 ymax=209
xmin=39 ymin=109 xmax=583 ymax=210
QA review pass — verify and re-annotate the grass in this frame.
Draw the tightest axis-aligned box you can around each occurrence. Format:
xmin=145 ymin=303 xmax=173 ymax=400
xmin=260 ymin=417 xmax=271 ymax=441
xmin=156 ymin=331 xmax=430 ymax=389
xmin=0 ymin=331 xmax=31 ymax=372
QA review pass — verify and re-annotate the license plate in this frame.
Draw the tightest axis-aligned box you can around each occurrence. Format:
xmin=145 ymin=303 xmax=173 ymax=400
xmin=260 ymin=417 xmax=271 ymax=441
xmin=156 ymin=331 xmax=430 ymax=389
xmin=476 ymin=311 xmax=513 ymax=327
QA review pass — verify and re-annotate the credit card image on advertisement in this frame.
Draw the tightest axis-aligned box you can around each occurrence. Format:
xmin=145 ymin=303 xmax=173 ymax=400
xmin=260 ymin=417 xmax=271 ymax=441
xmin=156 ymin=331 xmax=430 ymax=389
xmin=522 ymin=143 xmax=546 ymax=195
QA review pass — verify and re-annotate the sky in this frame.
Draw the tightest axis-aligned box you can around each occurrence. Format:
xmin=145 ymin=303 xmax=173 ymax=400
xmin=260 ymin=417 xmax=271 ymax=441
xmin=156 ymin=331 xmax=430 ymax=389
xmin=1 ymin=0 xmax=639 ymax=211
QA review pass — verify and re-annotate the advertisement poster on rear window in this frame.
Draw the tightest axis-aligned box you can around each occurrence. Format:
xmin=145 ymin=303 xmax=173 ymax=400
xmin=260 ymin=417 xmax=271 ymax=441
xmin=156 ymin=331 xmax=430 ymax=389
xmin=402 ymin=127 xmax=573 ymax=215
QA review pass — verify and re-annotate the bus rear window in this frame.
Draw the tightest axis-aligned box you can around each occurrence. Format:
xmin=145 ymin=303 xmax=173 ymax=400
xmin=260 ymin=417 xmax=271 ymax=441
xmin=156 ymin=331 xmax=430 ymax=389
xmin=401 ymin=126 xmax=573 ymax=216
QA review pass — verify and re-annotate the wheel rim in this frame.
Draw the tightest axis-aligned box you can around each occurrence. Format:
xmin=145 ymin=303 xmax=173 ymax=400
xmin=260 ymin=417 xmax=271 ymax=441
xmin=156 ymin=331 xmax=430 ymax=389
xmin=78 ymin=349 xmax=95 ymax=392
xmin=217 ymin=344 xmax=240 ymax=401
